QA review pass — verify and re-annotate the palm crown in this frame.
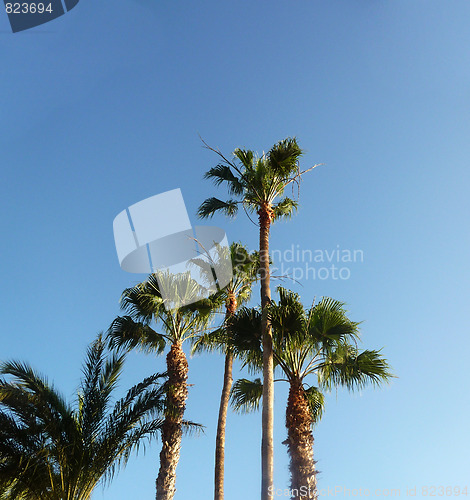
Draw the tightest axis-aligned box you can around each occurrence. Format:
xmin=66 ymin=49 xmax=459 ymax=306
xmin=190 ymin=242 xmax=257 ymax=303
xmin=230 ymin=287 xmax=392 ymax=419
xmin=191 ymin=242 xmax=259 ymax=354
xmin=108 ymin=271 xmax=215 ymax=352
xmin=0 ymin=335 xmax=166 ymax=500
xmin=198 ymin=138 xmax=317 ymax=222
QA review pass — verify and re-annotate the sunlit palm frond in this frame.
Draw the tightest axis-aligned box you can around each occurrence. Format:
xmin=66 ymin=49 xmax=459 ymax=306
xmin=229 ymin=288 xmax=392 ymax=401
xmin=156 ymin=270 xmax=205 ymax=310
xmin=268 ymin=137 xmax=303 ymax=179
xmin=233 ymin=148 xmax=254 ymax=170
xmin=272 ymin=197 xmax=298 ymax=220
xmin=79 ymin=334 xmax=125 ymax=445
xmin=317 ymin=345 xmax=393 ymax=391
xmin=307 ymin=297 xmax=360 ymax=346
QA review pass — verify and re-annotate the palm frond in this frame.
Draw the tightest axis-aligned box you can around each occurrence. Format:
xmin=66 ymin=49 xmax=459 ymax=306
xmin=204 ymin=164 xmax=244 ymax=195
xmin=0 ymin=334 xmax=169 ymax=499
xmin=181 ymin=420 xmax=205 ymax=437
xmin=79 ymin=334 xmax=125 ymax=444
xmin=191 ymin=327 xmax=227 ymax=355
xmin=230 ymin=378 xmax=263 ymax=413
xmin=120 ymin=278 xmax=164 ymax=323
xmin=307 ymin=297 xmax=361 ymax=346
xmin=201 ymin=138 xmax=314 ymax=223
xmin=269 ymin=287 xmax=306 ymax=344
xmin=303 ymin=386 xmax=325 ymax=424
xmin=0 ymin=361 xmax=71 ymax=419
xmin=317 ymin=345 xmax=393 ymax=391
xmin=107 ymin=316 xmax=166 ymax=354
xmin=233 ymin=148 xmax=254 ymax=169
xmin=0 ymin=360 xmax=76 ymax=447
xmin=228 ymin=307 xmax=263 ymax=367
xmin=272 ymin=197 xmax=298 ymax=220
xmin=268 ymin=137 xmax=303 ymax=178
xmin=197 ymin=197 xmax=240 ymax=219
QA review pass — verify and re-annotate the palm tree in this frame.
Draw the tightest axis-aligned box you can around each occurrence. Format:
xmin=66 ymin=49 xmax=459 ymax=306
xmin=0 ymin=334 xmax=167 ymax=500
xmin=191 ymin=242 xmax=258 ymax=500
xmin=107 ymin=271 xmax=214 ymax=500
xmin=198 ymin=137 xmax=318 ymax=499
xmin=229 ymin=288 xmax=393 ymax=499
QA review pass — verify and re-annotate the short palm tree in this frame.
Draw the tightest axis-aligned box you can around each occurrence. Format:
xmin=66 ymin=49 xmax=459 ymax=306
xmin=0 ymin=334 xmax=167 ymax=500
xmin=229 ymin=288 xmax=393 ymax=499
xmin=107 ymin=271 xmax=214 ymax=500
xmin=198 ymin=137 xmax=318 ymax=499
xmin=191 ymin=242 xmax=258 ymax=500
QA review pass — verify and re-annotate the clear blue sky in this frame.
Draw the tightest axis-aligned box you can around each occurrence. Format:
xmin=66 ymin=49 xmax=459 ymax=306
xmin=1 ymin=1 xmax=469 ymax=498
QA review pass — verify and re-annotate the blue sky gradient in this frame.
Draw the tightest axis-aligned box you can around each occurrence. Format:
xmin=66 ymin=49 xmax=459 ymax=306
xmin=1 ymin=1 xmax=469 ymax=498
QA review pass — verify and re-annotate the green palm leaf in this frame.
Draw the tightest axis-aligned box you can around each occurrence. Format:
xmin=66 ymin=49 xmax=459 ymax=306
xmin=107 ymin=316 xmax=166 ymax=354
xmin=197 ymin=197 xmax=240 ymax=218
xmin=230 ymin=378 xmax=263 ymax=413
xmin=317 ymin=345 xmax=393 ymax=391
xmin=272 ymin=197 xmax=299 ymax=220
xmin=0 ymin=334 xmax=168 ymax=500
xmin=204 ymin=164 xmax=244 ymax=195
xmin=303 ymin=386 xmax=325 ymax=424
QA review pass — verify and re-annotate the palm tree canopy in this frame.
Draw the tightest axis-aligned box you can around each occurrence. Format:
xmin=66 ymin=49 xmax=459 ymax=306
xmin=228 ymin=287 xmax=393 ymax=422
xmin=108 ymin=271 xmax=218 ymax=352
xmin=198 ymin=138 xmax=318 ymax=222
xmin=191 ymin=242 xmax=260 ymax=356
xmin=0 ymin=334 xmax=168 ymax=500
xmin=190 ymin=242 xmax=258 ymax=303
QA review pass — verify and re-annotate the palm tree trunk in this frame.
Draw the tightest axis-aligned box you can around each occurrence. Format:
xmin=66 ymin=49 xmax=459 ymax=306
xmin=214 ymin=294 xmax=237 ymax=500
xmin=214 ymin=351 xmax=233 ymax=500
xmin=259 ymin=205 xmax=274 ymax=500
xmin=285 ymin=381 xmax=316 ymax=500
xmin=156 ymin=342 xmax=188 ymax=500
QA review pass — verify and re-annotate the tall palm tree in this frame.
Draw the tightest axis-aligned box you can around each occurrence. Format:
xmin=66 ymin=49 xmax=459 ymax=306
xmin=107 ymin=271 xmax=214 ymax=500
xmin=198 ymin=137 xmax=318 ymax=499
xmin=229 ymin=288 xmax=393 ymax=499
xmin=191 ymin=242 xmax=258 ymax=500
xmin=0 ymin=334 xmax=167 ymax=500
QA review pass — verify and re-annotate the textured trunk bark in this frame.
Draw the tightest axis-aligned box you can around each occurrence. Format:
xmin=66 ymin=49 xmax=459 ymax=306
xmin=285 ymin=381 xmax=317 ymax=500
xmin=156 ymin=342 xmax=188 ymax=500
xmin=214 ymin=294 xmax=237 ymax=500
xmin=259 ymin=205 xmax=274 ymax=500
